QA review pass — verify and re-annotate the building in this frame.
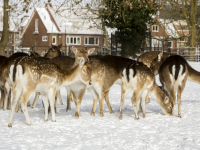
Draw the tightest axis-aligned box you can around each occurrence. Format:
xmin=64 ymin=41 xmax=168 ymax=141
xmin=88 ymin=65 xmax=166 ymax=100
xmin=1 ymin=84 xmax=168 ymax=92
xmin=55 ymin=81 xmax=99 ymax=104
xmin=21 ymin=6 xmax=106 ymax=55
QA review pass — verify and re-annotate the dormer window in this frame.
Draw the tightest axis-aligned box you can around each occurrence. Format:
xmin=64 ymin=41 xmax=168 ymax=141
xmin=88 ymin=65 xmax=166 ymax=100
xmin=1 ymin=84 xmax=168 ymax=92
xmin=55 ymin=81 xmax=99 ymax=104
xmin=152 ymin=25 xmax=159 ymax=32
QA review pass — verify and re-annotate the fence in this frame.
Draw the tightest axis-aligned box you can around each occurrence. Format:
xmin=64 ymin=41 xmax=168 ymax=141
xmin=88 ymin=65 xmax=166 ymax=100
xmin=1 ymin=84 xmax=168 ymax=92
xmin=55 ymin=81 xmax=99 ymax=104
xmin=1 ymin=45 xmax=200 ymax=62
xmin=0 ymin=45 xmax=107 ymax=57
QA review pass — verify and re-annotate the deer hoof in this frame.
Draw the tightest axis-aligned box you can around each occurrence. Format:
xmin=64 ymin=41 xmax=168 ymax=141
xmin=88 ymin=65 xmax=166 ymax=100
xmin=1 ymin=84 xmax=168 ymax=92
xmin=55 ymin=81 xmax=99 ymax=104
xmin=143 ymin=114 xmax=145 ymax=118
xmin=45 ymin=119 xmax=48 ymax=122
xmin=110 ymin=110 xmax=114 ymax=114
xmin=135 ymin=117 xmax=139 ymax=120
xmin=8 ymin=123 xmax=12 ymax=128
xmin=52 ymin=120 xmax=56 ymax=122
xmin=100 ymin=112 xmax=104 ymax=117
xmin=119 ymin=115 xmax=123 ymax=120
xmin=178 ymin=115 xmax=181 ymax=118
xmin=91 ymin=112 xmax=95 ymax=116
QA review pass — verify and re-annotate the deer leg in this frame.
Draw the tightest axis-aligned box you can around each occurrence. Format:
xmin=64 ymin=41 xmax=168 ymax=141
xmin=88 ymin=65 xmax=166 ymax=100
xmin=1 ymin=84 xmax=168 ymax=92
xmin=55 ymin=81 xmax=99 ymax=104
xmin=177 ymin=79 xmax=186 ymax=118
xmin=91 ymin=98 xmax=97 ymax=116
xmin=0 ymin=88 xmax=4 ymax=108
xmin=32 ymin=92 xmax=40 ymax=108
xmin=7 ymin=90 xmax=11 ymax=110
xmin=141 ymin=90 xmax=149 ymax=118
xmin=8 ymin=89 xmax=22 ymax=127
xmin=41 ymin=94 xmax=49 ymax=122
xmin=119 ymin=85 xmax=131 ymax=120
xmin=15 ymin=100 xmax=20 ymax=113
xmin=20 ymin=91 xmax=33 ymax=126
xmin=104 ymin=91 xmax=114 ymax=114
xmin=48 ymin=87 xmax=56 ymax=122
xmin=56 ymin=90 xmax=63 ymax=105
xmin=66 ymin=87 xmax=72 ymax=111
xmin=3 ymin=82 xmax=10 ymax=111
xmin=75 ymin=88 xmax=86 ymax=118
xmin=99 ymin=92 xmax=104 ymax=117
xmin=131 ymin=91 xmax=141 ymax=120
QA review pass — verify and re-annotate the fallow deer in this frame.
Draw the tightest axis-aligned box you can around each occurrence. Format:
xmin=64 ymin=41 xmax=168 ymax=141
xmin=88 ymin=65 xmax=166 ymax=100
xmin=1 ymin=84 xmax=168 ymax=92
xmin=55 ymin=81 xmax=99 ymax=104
xmin=8 ymin=54 xmax=92 ymax=127
xmin=1 ymin=52 xmax=30 ymax=111
xmin=158 ymin=55 xmax=200 ymax=118
xmin=31 ymin=44 xmax=63 ymax=110
xmin=120 ymin=61 xmax=173 ymax=119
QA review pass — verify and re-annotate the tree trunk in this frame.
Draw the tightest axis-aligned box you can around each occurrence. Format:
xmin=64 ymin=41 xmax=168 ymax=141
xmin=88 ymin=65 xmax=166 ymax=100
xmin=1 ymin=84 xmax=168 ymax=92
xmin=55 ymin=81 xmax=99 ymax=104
xmin=0 ymin=0 xmax=9 ymax=55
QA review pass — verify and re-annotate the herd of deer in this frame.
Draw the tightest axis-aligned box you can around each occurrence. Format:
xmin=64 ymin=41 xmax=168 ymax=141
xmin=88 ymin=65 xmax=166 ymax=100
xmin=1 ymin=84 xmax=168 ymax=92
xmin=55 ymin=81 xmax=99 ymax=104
xmin=0 ymin=44 xmax=200 ymax=127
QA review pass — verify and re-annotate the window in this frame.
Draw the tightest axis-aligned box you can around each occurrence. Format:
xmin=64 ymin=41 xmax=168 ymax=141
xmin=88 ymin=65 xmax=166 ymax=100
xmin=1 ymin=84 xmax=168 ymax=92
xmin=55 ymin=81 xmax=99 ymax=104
xmin=35 ymin=19 xmax=38 ymax=32
xmin=152 ymin=39 xmax=162 ymax=47
xmin=180 ymin=37 xmax=185 ymax=42
xmin=42 ymin=36 xmax=48 ymax=42
xmin=85 ymin=37 xmax=99 ymax=45
xmin=152 ymin=25 xmax=159 ymax=32
xmin=146 ymin=38 xmax=150 ymax=47
xmin=66 ymin=36 xmax=81 ymax=45
xmin=52 ymin=36 xmax=56 ymax=45
xmin=168 ymin=41 xmax=173 ymax=48
xmin=9 ymin=34 xmax=12 ymax=43
xmin=0 ymin=34 xmax=2 ymax=41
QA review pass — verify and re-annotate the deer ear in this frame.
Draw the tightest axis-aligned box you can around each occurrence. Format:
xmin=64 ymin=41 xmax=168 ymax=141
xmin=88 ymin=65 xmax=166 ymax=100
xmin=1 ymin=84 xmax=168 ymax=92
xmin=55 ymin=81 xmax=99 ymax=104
xmin=164 ymin=96 xmax=169 ymax=104
xmin=158 ymin=51 xmax=163 ymax=61
xmin=79 ymin=57 xmax=85 ymax=67
xmin=72 ymin=46 xmax=78 ymax=55
xmin=88 ymin=48 xmax=95 ymax=55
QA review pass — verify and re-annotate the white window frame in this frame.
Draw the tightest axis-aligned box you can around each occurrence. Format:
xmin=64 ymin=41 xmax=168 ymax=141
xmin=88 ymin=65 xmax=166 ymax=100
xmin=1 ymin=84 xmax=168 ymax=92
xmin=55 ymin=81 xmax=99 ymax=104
xmin=152 ymin=25 xmax=159 ymax=32
xmin=85 ymin=37 xmax=99 ymax=45
xmin=66 ymin=36 xmax=81 ymax=45
xmin=9 ymin=34 xmax=12 ymax=43
xmin=152 ymin=39 xmax=162 ymax=47
xmin=0 ymin=34 xmax=2 ymax=41
xmin=180 ymin=37 xmax=185 ymax=42
xmin=52 ymin=36 xmax=56 ymax=45
xmin=168 ymin=41 xmax=173 ymax=48
xmin=42 ymin=36 xmax=48 ymax=42
xmin=35 ymin=19 xmax=38 ymax=32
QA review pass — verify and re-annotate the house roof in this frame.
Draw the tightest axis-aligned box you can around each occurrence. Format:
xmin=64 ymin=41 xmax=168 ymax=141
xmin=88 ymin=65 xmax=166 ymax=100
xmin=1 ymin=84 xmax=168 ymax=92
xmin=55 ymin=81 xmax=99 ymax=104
xmin=159 ymin=19 xmax=179 ymax=38
xmin=47 ymin=6 xmax=104 ymax=35
xmin=36 ymin=8 xmax=59 ymax=33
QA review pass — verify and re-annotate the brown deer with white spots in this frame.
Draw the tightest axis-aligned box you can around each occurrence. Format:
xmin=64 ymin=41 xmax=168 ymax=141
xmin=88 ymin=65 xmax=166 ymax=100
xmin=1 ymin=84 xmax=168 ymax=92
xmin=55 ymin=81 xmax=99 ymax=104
xmin=64 ymin=55 xmax=136 ymax=116
xmin=52 ymin=47 xmax=108 ymax=118
xmin=31 ymin=44 xmax=63 ymax=111
xmin=120 ymin=61 xmax=173 ymax=119
xmin=1 ymin=52 xmax=30 ymax=111
xmin=8 ymin=55 xmax=91 ymax=127
xmin=159 ymin=55 xmax=200 ymax=118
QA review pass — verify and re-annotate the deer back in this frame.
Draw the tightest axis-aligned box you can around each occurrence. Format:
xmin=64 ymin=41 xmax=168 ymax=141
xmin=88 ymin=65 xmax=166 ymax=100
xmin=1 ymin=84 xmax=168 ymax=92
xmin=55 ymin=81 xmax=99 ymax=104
xmin=1 ymin=52 xmax=29 ymax=81
xmin=44 ymin=44 xmax=62 ymax=58
xmin=91 ymin=55 xmax=135 ymax=92
xmin=159 ymin=55 xmax=187 ymax=82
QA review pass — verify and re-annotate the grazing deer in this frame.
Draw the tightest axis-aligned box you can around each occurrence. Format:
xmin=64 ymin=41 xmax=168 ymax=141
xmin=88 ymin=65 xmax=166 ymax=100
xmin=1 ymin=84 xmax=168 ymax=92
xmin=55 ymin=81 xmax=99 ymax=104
xmin=120 ymin=61 xmax=173 ymax=119
xmin=31 ymin=44 xmax=63 ymax=110
xmin=158 ymin=55 xmax=200 ymax=118
xmin=8 ymin=54 xmax=92 ymax=127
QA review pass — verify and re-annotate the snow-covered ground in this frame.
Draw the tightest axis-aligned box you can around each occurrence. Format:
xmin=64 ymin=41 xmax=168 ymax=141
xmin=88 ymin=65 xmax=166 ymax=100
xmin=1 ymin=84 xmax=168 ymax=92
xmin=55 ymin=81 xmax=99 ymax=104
xmin=0 ymin=62 xmax=200 ymax=150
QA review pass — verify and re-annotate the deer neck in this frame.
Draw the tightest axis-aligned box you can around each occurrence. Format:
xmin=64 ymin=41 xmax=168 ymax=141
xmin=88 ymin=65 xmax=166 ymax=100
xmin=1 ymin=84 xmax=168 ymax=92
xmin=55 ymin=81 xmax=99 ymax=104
xmin=59 ymin=65 xmax=80 ymax=87
xmin=149 ymin=83 xmax=166 ymax=108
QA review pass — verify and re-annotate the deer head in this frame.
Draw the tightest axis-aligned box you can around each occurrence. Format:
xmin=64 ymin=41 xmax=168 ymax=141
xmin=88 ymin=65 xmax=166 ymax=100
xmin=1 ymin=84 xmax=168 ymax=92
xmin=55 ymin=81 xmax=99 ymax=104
xmin=77 ymin=57 xmax=92 ymax=85
xmin=72 ymin=46 xmax=95 ymax=64
xmin=44 ymin=44 xmax=62 ymax=58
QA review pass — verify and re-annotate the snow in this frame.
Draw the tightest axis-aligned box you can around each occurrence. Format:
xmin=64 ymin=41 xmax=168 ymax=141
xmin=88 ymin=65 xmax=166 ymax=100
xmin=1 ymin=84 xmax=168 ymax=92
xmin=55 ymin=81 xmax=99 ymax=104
xmin=1 ymin=62 xmax=200 ymax=149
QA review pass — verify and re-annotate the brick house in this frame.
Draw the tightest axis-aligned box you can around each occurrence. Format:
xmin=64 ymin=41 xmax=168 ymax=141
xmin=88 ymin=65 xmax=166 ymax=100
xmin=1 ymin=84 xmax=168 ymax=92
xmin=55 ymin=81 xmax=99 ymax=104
xmin=146 ymin=16 xmax=189 ymax=52
xmin=21 ymin=6 xmax=106 ymax=55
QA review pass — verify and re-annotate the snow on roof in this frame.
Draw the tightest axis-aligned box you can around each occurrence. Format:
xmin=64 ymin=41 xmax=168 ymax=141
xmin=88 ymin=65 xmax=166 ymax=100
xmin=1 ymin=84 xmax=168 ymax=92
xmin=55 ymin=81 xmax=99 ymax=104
xmin=48 ymin=6 xmax=103 ymax=35
xmin=159 ymin=19 xmax=179 ymax=38
xmin=36 ymin=8 xmax=59 ymax=33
